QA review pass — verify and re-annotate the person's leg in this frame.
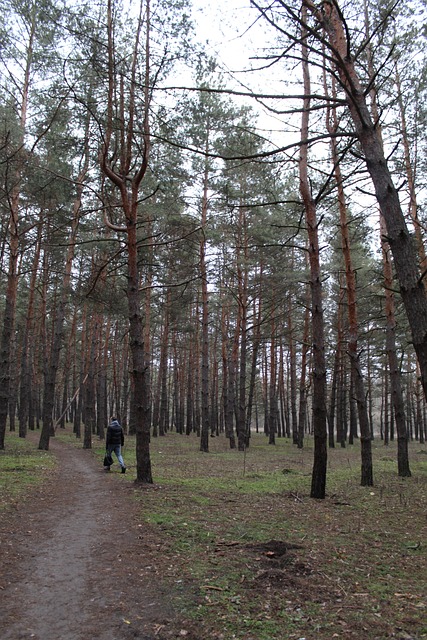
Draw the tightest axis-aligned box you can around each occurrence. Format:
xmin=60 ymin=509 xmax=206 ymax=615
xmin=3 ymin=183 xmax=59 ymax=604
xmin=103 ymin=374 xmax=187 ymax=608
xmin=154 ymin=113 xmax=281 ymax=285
xmin=113 ymin=445 xmax=126 ymax=471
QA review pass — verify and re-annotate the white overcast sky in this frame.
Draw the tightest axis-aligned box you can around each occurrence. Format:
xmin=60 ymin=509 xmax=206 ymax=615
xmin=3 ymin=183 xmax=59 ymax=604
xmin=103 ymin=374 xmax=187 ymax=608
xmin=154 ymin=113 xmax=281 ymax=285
xmin=191 ymin=0 xmax=273 ymax=86
xmin=190 ymin=0 xmax=298 ymax=144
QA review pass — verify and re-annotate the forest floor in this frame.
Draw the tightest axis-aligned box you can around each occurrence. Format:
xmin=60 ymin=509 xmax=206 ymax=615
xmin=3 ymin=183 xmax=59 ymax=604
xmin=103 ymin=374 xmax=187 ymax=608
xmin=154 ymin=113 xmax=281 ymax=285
xmin=0 ymin=429 xmax=426 ymax=640
xmin=0 ymin=432 xmax=179 ymax=640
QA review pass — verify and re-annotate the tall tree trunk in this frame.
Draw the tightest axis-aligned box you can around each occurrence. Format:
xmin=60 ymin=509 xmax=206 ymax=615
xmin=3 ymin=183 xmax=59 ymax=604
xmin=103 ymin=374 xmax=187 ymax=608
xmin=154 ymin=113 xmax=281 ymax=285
xmin=288 ymin=291 xmax=298 ymax=445
xmin=383 ymin=368 xmax=389 ymax=445
xmin=38 ymin=181 xmax=85 ymax=450
xmin=128 ymin=218 xmax=152 ymax=481
xmin=237 ymin=204 xmax=248 ymax=450
xmin=328 ymin=279 xmax=344 ymax=449
xmin=0 ymin=7 xmax=36 ymax=449
xmin=300 ymin=5 xmax=328 ymax=498
xmin=18 ymin=216 xmax=43 ymax=437
xmin=222 ymin=294 xmax=236 ymax=448
xmin=228 ymin=311 xmax=240 ymax=448
xmin=277 ymin=343 xmax=285 ymax=438
xmin=83 ymin=316 xmax=98 ymax=449
xmin=143 ymin=215 xmax=153 ymax=439
xmin=97 ymin=318 xmax=111 ymax=441
xmin=381 ymin=215 xmax=411 ymax=476
xmin=156 ymin=291 xmax=170 ymax=437
xmin=73 ymin=306 xmax=87 ymax=439
xmin=0 ymin=201 xmax=18 ymax=440
xmin=394 ymin=63 xmax=426 ymax=278
xmin=268 ymin=310 xmax=277 ymax=446
xmin=100 ymin=0 xmax=153 ymax=482
xmin=324 ymin=68 xmax=373 ymax=485
xmin=306 ymin=0 xmax=427 ymax=402
xmin=186 ymin=338 xmax=194 ymax=436
xmin=199 ymin=144 xmax=210 ymax=453
xmin=328 ymin=346 xmax=339 ymax=450
xmin=246 ymin=268 xmax=263 ymax=445
xmin=38 ymin=106 xmax=90 ymax=450
xmin=210 ymin=342 xmax=219 ymax=436
xmin=297 ymin=272 xmax=311 ymax=449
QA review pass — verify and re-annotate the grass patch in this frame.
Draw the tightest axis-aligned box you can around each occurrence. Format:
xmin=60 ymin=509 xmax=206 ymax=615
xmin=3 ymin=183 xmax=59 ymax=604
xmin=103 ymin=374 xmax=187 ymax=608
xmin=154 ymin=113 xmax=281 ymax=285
xmin=0 ymin=431 xmax=56 ymax=511
xmin=124 ymin=431 xmax=427 ymax=640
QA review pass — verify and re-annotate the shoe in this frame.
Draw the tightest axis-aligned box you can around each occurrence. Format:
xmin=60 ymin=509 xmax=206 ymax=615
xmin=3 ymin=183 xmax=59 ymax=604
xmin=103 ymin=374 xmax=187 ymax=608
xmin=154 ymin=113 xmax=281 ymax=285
xmin=104 ymin=467 xmax=111 ymax=472
xmin=121 ymin=467 xmax=126 ymax=474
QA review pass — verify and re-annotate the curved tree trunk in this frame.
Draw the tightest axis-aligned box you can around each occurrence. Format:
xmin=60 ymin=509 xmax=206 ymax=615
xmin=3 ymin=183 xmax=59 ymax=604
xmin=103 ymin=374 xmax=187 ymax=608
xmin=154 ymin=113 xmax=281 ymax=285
xmin=306 ymin=0 xmax=427 ymax=403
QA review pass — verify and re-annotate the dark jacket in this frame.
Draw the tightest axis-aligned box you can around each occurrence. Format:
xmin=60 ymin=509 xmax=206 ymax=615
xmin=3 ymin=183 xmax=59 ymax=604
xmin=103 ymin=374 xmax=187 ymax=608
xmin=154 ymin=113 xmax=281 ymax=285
xmin=106 ymin=420 xmax=124 ymax=447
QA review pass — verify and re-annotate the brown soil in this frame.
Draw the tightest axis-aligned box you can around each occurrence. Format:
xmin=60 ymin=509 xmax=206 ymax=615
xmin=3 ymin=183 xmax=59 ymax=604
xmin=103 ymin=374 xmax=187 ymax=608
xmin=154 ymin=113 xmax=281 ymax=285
xmin=0 ymin=437 xmax=179 ymax=640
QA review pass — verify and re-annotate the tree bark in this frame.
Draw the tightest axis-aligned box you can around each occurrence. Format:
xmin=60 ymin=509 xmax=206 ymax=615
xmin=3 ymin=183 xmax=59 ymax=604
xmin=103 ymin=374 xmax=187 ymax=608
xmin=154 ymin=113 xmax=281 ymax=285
xmin=100 ymin=0 xmax=153 ymax=482
xmin=199 ymin=143 xmax=210 ymax=453
xmin=236 ymin=203 xmax=249 ymax=450
xmin=18 ymin=216 xmax=43 ymax=437
xmin=288 ymin=289 xmax=298 ymax=445
xmin=83 ymin=316 xmax=98 ymax=449
xmin=381 ymin=215 xmax=411 ymax=476
xmin=246 ymin=288 xmax=262 ymax=445
xmin=298 ymin=297 xmax=311 ymax=449
xmin=268 ymin=308 xmax=277 ymax=446
xmin=324 ymin=67 xmax=373 ymax=485
xmin=300 ymin=4 xmax=328 ymax=498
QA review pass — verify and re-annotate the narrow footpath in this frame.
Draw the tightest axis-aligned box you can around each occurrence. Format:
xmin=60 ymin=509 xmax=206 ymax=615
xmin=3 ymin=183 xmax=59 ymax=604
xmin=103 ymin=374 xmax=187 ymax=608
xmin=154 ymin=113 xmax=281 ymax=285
xmin=0 ymin=437 xmax=176 ymax=640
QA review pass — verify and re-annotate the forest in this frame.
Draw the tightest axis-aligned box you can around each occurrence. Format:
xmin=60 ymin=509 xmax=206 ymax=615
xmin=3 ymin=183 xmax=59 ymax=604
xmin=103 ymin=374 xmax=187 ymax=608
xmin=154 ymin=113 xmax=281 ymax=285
xmin=1 ymin=0 xmax=427 ymax=500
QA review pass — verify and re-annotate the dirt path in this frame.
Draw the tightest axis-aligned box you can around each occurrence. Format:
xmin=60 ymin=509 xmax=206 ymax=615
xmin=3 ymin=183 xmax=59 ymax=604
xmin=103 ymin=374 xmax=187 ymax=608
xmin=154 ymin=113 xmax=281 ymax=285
xmin=0 ymin=437 xmax=177 ymax=640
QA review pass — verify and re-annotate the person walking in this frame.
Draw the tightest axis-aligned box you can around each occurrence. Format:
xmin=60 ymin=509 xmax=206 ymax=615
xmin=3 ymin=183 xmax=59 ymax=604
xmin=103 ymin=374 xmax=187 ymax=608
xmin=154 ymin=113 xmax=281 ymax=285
xmin=105 ymin=417 xmax=126 ymax=473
